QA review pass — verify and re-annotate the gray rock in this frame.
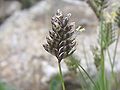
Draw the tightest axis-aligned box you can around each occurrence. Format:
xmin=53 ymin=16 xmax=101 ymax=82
xmin=0 ymin=0 xmax=21 ymax=24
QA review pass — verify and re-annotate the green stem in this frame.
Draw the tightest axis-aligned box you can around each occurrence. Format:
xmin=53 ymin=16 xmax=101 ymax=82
xmin=113 ymin=32 xmax=119 ymax=68
xmin=111 ymin=30 xmax=120 ymax=90
xmin=58 ymin=61 xmax=65 ymax=90
xmin=77 ymin=63 xmax=99 ymax=90
xmin=107 ymin=49 xmax=117 ymax=90
xmin=101 ymin=49 xmax=106 ymax=90
xmin=107 ymin=49 xmax=113 ymax=70
xmin=100 ymin=16 xmax=107 ymax=90
xmin=77 ymin=64 xmax=88 ymax=90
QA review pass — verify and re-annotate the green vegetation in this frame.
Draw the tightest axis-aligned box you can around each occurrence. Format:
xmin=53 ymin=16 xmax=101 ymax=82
xmin=20 ymin=0 xmax=40 ymax=9
xmin=0 ymin=80 xmax=15 ymax=90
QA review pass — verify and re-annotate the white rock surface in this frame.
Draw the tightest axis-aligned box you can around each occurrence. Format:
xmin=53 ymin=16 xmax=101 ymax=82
xmin=0 ymin=0 xmax=21 ymax=19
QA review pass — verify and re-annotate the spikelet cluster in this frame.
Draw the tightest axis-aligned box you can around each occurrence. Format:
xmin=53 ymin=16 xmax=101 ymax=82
xmin=99 ymin=21 xmax=116 ymax=50
xmin=43 ymin=10 xmax=76 ymax=63
xmin=87 ymin=0 xmax=108 ymax=20
xmin=115 ymin=7 xmax=120 ymax=28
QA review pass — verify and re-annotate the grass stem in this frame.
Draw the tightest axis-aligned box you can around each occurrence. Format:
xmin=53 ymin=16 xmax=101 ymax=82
xmin=77 ymin=63 xmax=99 ymax=90
xmin=101 ymin=49 xmax=106 ymax=90
xmin=58 ymin=61 xmax=65 ymax=90
xmin=113 ymin=32 xmax=119 ymax=68
xmin=107 ymin=49 xmax=117 ymax=90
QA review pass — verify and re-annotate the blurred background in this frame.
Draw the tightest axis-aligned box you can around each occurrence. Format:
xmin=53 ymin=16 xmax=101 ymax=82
xmin=0 ymin=0 xmax=120 ymax=90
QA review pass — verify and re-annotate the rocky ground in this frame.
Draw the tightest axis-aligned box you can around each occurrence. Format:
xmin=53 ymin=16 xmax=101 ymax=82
xmin=0 ymin=0 xmax=120 ymax=90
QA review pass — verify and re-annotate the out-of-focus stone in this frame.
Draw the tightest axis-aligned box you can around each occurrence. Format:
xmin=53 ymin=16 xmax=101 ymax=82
xmin=5 ymin=1 xmax=21 ymax=16
xmin=0 ymin=0 xmax=54 ymax=89
xmin=0 ymin=0 xmax=21 ymax=24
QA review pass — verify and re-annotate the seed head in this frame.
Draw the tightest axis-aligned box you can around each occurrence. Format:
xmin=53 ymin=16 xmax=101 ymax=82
xmin=43 ymin=9 xmax=76 ymax=63
xmin=115 ymin=7 xmax=120 ymax=28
